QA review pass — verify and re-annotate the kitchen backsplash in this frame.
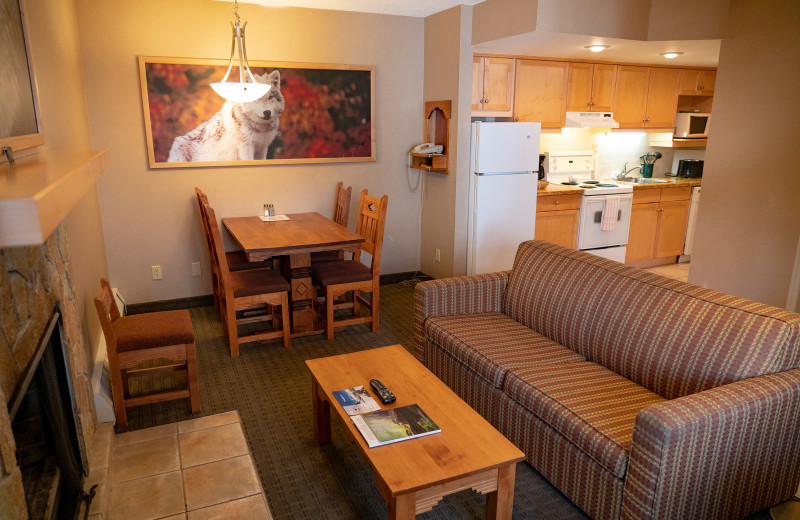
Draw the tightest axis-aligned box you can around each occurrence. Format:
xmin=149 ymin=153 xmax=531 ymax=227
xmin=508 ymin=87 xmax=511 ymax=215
xmin=540 ymin=129 xmax=705 ymax=179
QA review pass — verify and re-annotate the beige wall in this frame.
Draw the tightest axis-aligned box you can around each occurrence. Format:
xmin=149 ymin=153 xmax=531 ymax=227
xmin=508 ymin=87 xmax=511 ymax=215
xmin=472 ymin=0 xmax=538 ymax=46
xmin=25 ymin=0 xmax=109 ymax=367
xmin=647 ymin=0 xmax=729 ymax=40
xmin=76 ymin=0 xmax=424 ymax=304
xmin=421 ymin=6 xmax=474 ymax=278
xmin=688 ymin=0 xmax=800 ymax=308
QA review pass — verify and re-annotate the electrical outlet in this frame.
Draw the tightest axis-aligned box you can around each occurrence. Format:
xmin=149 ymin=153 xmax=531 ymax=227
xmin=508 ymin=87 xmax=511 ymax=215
xmin=434 ymin=248 xmax=441 ymax=262
xmin=151 ymin=265 xmax=162 ymax=280
xmin=192 ymin=262 xmax=201 ymax=277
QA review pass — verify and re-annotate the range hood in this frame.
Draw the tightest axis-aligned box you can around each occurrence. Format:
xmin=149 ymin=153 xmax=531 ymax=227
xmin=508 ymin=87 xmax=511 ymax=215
xmin=565 ymin=111 xmax=620 ymax=129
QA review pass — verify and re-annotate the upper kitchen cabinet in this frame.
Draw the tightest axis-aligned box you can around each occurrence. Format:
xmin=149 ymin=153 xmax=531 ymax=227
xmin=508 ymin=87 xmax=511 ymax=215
xmin=514 ymin=59 xmax=569 ymax=128
xmin=472 ymin=56 xmax=515 ymax=116
xmin=678 ymin=69 xmax=716 ymax=96
xmin=565 ymin=62 xmax=617 ymax=112
xmin=614 ymin=66 xmax=681 ymax=128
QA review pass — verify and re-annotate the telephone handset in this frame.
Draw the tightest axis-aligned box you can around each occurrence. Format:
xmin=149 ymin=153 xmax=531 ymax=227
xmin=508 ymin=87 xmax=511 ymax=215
xmin=410 ymin=142 xmax=443 ymax=155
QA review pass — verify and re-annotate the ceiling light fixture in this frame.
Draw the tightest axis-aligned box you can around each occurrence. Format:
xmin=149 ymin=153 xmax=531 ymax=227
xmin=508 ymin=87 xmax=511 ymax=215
xmin=211 ymin=0 xmax=270 ymax=103
xmin=585 ymin=45 xmax=610 ymax=52
xmin=660 ymin=52 xmax=684 ymax=59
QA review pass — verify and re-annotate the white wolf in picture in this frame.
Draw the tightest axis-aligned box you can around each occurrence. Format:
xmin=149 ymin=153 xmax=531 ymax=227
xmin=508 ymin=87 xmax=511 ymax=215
xmin=167 ymin=70 xmax=284 ymax=162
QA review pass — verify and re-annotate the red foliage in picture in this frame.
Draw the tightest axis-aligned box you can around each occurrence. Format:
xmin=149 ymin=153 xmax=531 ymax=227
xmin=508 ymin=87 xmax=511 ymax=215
xmin=138 ymin=57 xmax=374 ymax=168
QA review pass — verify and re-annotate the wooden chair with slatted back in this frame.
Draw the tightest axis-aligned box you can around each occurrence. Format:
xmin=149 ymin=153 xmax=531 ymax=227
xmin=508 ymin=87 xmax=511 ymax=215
xmin=311 ymin=182 xmax=353 ymax=265
xmin=311 ymin=189 xmax=388 ymax=339
xmin=204 ymin=205 xmax=291 ymax=355
xmin=94 ymin=278 xmax=200 ymax=427
xmin=195 ymin=188 xmax=274 ymax=310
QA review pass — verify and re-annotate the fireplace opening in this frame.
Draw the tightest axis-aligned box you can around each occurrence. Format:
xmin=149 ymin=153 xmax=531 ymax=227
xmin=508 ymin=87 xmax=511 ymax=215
xmin=8 ymin=307 xmax=88 ymax=520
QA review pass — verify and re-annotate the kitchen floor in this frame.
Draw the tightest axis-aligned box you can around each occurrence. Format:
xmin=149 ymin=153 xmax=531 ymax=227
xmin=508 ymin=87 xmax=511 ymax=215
xmin=645 ymin=262 xmax=690 ymax=282
xmin=82 ymin=411 xmax=272 ymax=520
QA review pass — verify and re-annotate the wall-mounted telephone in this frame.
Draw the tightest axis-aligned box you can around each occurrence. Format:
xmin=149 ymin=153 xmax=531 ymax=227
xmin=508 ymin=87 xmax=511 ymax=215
xmin=410 ymin=142 xmax=443 ymax=155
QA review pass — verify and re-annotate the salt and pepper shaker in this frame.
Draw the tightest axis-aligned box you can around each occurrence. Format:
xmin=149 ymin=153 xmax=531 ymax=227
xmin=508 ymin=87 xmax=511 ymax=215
xmin=263 ymin=204 xmax=275 ymax=217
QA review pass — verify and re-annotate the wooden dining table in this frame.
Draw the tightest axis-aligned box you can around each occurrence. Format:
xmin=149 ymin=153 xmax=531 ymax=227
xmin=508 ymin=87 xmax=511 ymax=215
xmin=222 ymin=212 xmax=364 ymax=335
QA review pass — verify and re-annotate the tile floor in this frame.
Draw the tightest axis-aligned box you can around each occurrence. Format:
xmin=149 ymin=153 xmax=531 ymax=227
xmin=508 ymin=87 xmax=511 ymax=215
xmin=645 ymin=261 xmax=690 ymax=282
xmin=82 ymin=411 xmax=272 ymax=520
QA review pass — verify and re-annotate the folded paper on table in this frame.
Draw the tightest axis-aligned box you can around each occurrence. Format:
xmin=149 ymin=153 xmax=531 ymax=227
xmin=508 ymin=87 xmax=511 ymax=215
xmin=259 ymin=215 xmax=290 ymax=222
xmin=332 ymin=386 xmax=381 ymax=416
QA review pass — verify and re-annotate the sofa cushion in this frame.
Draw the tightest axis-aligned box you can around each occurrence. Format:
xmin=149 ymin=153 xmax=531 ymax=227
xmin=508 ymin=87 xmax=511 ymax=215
xmin=424 ymin=312 xmax=585 ymax=389
xmin=504 ymin=361 xmax=667 ymax=478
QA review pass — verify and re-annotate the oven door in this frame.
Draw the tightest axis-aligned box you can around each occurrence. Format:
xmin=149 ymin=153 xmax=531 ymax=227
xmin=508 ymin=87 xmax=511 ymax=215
xmin=577 ymin=194 xmax=633 ymax=250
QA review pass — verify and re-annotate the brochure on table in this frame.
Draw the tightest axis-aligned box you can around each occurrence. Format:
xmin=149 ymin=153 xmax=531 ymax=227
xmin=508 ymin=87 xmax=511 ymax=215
xmin=332 ymin=386 xmax=381 ymax=415
xmin=351 ymin=404 xmax=441 ymax=448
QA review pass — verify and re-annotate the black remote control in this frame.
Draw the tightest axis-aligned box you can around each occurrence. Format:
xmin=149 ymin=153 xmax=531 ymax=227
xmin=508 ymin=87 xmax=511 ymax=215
xmin=369 ymin=379 xmax=396 ymax=404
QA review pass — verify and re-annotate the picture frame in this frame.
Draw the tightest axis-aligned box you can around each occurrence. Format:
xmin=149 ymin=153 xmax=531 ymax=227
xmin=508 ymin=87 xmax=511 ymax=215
xmin=137 ymin=56 xmax=375 ymax=169
xmin=1 ymin=0 xmax=44 ymax=153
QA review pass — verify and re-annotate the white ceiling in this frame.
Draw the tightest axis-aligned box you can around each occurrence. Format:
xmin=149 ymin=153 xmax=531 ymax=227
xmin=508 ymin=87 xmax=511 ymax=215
xmin=233 ymin=0 xmax=720 ymax=67
xmin=239 ymin=0 xmax=486 ymax=18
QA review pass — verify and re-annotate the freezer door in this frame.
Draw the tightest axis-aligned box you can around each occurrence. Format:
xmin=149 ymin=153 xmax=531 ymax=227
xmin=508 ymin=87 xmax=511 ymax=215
xmin=468 ymin=173 xmax=538 ymax=275
xmin=473 ymin=121 xmax=541 ymax=174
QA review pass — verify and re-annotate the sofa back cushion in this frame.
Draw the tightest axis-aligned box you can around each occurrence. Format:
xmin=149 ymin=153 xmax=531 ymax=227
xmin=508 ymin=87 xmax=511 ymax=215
xmin=505 ymin=241 xmax=800 ymax=399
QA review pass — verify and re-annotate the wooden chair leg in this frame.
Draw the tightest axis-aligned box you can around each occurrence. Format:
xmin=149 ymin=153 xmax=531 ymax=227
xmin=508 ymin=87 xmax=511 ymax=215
xmin=326 ymin=285 xmax=335 ymax=340
xmin=227 ymin=305 xmax=239 ymax=356
xmin=371 ymin=284 xmax=380 ymax=332
xmin=110 ymin=367 xmax=128 ymax=428
xmin=280 ymin=293 xmax=291 ymax=348
xmin=353 ymin=290 xmax=360 ymax=318
xmin=186 ymin=343 xmax=201 ymax=413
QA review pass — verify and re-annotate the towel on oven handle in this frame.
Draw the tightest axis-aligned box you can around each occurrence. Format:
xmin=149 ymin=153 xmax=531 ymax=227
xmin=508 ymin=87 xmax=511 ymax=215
xmin=600 ymin=196 xmax=619 ymax=231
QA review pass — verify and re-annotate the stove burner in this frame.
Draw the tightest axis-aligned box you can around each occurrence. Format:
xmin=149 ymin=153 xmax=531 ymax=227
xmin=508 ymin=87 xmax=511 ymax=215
xmin=561 ymin=181 xmax=578 ymax=185
xmin=583 ymin=180 xmax=600 ymax=184
xmin=579 ymin=184 xmax=595 ymax=189
xmin=596 ymin=183 xmax=618 ymax=187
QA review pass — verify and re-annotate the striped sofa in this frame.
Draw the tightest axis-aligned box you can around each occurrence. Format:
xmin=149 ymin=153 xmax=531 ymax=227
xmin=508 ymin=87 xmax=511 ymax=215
xmin=414 ymin=240 xmax=800 ymax=520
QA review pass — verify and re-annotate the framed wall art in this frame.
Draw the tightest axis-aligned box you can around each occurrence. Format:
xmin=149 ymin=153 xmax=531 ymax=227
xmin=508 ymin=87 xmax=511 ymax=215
xmin=137 ymin=56 xmax=375 ymax=168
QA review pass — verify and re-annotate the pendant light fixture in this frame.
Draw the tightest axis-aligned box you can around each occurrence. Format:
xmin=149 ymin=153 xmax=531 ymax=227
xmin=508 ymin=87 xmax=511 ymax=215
xmin=211 ymin=0 xmax=270 ymax=103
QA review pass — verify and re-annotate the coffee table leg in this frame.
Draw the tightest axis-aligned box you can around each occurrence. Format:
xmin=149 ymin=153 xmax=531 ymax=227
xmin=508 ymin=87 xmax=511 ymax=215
xmin=388 ymin=492 xmax=416 ymax=520
xmin=312 ymin=379 xmax=331 ymax=443
xmin=485 ymin=463 xmax=516 ymax=520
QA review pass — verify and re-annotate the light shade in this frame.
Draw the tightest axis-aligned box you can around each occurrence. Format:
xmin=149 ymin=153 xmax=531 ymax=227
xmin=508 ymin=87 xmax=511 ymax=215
xmin=660 ymin=52 xmax=684 ymax=59
xmin=210 ymin=81 xmax=269 ymax=103
xmin=213 ymin=1 xmax=270 ymax=103
xmin=585 ymin=45 xmax=610 ymax=52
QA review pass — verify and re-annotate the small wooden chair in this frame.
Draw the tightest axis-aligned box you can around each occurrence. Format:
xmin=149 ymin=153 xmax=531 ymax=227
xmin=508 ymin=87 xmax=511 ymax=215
xmin=94 ymin=278 xmax=200 ymax=428
xmin=311 ymin=181 xmax=353 ymax=264
xmin=311 ymin=189 xmax=388 ymax=339
xmin=205 ymin=205 xmax=291 ymax=355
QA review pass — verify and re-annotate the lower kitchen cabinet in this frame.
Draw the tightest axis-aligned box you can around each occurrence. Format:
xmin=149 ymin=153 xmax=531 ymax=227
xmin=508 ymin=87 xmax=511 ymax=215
xmin=535 ymin=193 xmax=581 ymax=248
xmin=626 ymin=186 xmax=691 ymax=262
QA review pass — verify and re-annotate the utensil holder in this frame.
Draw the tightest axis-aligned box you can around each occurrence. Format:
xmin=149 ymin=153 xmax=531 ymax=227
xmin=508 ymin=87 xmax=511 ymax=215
xmin=641 ymin=164 xmax=653 ymax=178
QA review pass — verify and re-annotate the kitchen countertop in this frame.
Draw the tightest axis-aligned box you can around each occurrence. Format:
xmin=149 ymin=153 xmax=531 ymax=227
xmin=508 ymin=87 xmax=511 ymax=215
xmin=537 ymin=177 xmax=700 ymax=195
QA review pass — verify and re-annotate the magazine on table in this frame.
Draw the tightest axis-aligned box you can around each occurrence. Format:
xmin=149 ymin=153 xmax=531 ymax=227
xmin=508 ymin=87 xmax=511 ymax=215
xmin=332 ymin=386 xmax=381 ymax=416
xmin=351 ymin=404 xmax=441 ymax=448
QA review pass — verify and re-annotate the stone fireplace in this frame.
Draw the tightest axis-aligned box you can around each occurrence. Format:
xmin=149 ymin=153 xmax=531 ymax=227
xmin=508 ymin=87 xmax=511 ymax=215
xmin=1 ymin=222 xmax=98 ymax=519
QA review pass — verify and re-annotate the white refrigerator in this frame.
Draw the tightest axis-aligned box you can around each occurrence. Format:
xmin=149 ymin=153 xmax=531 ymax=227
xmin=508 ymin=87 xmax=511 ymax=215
xmin=467 ymin=121 xmax=541 ymax=275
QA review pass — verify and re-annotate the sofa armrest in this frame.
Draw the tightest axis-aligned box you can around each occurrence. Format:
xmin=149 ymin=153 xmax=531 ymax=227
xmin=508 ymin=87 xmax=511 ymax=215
xmin=623 ymin=368 xmax=800 ymax=520
xmin=413 ymin=271 xmax=510 ymax=362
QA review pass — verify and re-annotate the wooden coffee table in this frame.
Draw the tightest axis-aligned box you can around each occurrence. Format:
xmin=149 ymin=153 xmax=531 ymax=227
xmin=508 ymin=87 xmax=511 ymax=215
xmin=305 ymin=345 xmax=524 ymax=519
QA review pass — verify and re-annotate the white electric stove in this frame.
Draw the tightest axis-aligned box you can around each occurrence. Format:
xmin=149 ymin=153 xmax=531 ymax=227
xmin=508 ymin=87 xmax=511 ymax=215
xmin=546 ymin=151 xmax=633 ymax=261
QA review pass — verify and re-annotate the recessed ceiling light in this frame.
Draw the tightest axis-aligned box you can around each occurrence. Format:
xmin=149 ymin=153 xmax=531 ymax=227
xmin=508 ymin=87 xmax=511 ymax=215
xmin=585 ymin=45 xmax=610 ymax=52
xmin=660 ymin=52 xmax=684 ymax=59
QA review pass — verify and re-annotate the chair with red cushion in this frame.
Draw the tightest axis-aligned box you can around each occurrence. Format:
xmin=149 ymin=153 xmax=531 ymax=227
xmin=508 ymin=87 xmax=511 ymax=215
xmin=94 ymin=278 xmax=200 ymax=428
xmin=311 ymin=189 xmax=388 ymax=339
xmin=204 ymin=205 xmax=291 ymax=355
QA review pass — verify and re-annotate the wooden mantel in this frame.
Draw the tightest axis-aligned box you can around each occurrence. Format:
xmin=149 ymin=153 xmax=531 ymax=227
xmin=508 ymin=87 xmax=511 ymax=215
xmin=0 ymin=150 xmax=109 ymax=247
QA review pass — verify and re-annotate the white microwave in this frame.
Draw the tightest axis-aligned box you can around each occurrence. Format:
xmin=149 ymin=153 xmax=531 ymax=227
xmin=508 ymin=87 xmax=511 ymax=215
xmin=674 ymin=112 xmax=711 ymax=138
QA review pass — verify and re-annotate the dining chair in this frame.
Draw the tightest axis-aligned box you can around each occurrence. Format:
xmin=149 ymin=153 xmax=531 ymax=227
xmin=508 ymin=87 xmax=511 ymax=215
xmin=311 ymin=181 xmax=353 ymax=265
xmin=94 ymin=278 xmax=200 ymax=428
xmin=204 ymin=205 xmax=291 ymax=355
xmin=311 ymin=189 xmax=388 ymax=339
xmin=195 ymin=188 xmax=273 ymax=272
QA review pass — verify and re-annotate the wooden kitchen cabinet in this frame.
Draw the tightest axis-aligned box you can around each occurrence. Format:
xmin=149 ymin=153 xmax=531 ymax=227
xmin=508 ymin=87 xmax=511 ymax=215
xmin=614 ymin=66 xmax=681 ymax=128
xmin=472 ymin=56 xmax=515 ymax=115
xmin=678 ymin=69 xmax=716 ymax=96
xmin=565 ymin=62 xmax=617 ymax=112
xmin=514 ymin=59 xmax=569 ymax=128
xmin=535 ymin=193 xmax=581 ymax=248
xmin=626 ymin=186 xmax=691 ymax=262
